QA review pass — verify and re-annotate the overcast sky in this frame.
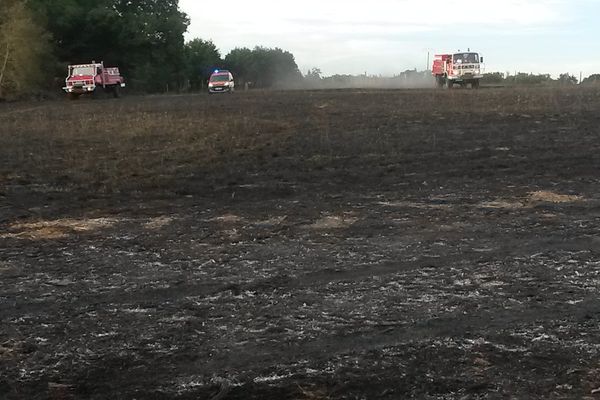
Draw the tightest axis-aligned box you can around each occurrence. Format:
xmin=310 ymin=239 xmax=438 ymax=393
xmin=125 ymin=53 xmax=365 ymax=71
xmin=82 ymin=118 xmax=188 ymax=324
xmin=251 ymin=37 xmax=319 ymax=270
xmin=180 ymin=0 xmax=599 ymax=78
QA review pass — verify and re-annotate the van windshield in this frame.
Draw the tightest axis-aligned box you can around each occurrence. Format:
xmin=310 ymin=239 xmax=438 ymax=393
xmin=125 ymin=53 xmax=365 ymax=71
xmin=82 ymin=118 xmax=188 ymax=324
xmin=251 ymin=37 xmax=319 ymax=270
xmin=210 ymin=75 xmax=230 ymax=82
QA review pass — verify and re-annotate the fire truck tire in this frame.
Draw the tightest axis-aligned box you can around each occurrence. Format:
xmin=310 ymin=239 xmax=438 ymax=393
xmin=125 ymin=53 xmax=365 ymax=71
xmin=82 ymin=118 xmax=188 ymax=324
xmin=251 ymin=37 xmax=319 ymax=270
xmin=91 ymin=89 xmax=107 ymax=100
xmin=472 ymin=80 xmax=480 ymax=89
xmin=436 ymin=76 xmax=445 ymax=88
xmin=112 ymin=86 xmax=121 ymax=98
xmin=446 ymin=80 xmax=454 ymax=89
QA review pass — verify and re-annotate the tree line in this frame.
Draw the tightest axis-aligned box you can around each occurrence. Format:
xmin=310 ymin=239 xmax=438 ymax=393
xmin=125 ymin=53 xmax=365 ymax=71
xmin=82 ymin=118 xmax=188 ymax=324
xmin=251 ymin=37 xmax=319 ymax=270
xmin=304 ymin=68 xmax=434 ymax=89
xmin=481 ymin=72 xmax=600 ymax=86
xmin=2 ymin=0 xmax=599 ymax=99
xmin=185 ymin=40 xmax=303 ymax=90
xmin=0 ymin=0 xmax=302 ymax=99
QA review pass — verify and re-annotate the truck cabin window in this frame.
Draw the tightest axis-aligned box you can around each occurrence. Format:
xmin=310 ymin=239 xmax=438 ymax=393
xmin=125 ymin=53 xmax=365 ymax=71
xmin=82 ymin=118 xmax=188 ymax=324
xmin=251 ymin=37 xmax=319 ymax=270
xmin=453 ymin=53 xmax=479 ymax=64
xmin=71 ymin=67 xmax=95 ymax=76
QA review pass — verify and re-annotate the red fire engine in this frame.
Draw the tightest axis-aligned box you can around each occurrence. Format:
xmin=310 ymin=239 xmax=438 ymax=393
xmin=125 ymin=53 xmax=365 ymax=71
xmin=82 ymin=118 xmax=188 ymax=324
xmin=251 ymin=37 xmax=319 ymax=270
xmin=63 ymin=61 xmax=126 ymax=99
xmin=432 ymin=51 xmax=484 ymax=89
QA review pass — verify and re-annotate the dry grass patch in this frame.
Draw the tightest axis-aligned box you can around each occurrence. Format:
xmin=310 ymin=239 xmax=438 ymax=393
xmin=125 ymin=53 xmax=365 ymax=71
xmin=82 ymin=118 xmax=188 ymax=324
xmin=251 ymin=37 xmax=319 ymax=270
xmin=1 ymin=217 xmax=117 ymax=240
xmin=479 ymin=200 xmax=526 ymax=210
xmin=310 ymin=214 xmax=358 ymax=229
xmin=144 ymin=216 xmax=174 ymax=230
xmin=527 ymin=191 xmax=582 ymax=203
xmin=210 ymin=214 xmax=245 ymax=224
xmin=378 ymin=201 xmax=452 ymax=210
xmin=480 ymin=190 xmax=583 ymax=210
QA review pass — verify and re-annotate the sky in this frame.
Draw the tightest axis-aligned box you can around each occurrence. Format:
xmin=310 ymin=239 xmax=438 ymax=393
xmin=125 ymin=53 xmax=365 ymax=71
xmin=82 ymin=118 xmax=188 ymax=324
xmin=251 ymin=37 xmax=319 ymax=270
xmin=180 ymin=0 xmax=600 ymax=78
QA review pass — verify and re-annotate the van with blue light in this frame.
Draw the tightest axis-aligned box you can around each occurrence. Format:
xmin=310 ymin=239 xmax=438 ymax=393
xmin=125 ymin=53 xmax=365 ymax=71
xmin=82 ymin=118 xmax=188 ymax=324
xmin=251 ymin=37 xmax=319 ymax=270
xmin=208 ymin=70 xmax=235 ymax=94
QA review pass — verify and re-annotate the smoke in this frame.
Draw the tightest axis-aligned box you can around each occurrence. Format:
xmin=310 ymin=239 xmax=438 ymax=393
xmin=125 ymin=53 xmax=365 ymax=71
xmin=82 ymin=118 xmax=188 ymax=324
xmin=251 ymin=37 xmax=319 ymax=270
xmin=293 ymin=69 xmax=436 ymax=90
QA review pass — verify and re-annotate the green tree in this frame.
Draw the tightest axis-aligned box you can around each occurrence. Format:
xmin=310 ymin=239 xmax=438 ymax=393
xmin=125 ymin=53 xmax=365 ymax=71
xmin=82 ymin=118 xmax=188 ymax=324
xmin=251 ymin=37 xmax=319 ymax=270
xmin=305 ymin=67 xmax=322 ymax=80
xmin=184 ymin=39 xmax=221 ymax=90
xmin=114 ymin=0 xmax=189 ymax=92
xmin=0 ymin=0 xmax=51 ymax=99
xmin=581 ymin=74 xmax=600 ymax=85
xmin=557 ymin=73 xmax=578 ymax=85
xmin=224 ymin=46 xmax=303 ymax=88
xmin=506 ymin=72 xmax=552 ymax=85
xmin=26 ymin=0 xmax=189 ymax=92
xmin=304 ymin=67 xmax=322 ymax=88
xmin=258 ymin=46 xmax=303 ymax=88
xmin=224 ymin=47 xmax=255 ymax=85
xmin=481 ymin=72 xmax=505 ymax=84
xmin=25 ymin=0 xmax=119 ymax=75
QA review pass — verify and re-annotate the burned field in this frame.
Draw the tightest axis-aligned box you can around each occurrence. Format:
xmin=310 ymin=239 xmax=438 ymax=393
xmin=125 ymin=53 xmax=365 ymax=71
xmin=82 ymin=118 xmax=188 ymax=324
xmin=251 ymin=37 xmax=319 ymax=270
xmin=1 ymin=88 xmax=600 ymax=399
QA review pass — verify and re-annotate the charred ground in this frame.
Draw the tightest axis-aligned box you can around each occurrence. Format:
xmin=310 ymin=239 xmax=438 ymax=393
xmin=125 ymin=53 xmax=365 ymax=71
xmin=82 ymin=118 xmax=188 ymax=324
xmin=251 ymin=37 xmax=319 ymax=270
xmin=1 ymin=88 xmax=600 ymax=399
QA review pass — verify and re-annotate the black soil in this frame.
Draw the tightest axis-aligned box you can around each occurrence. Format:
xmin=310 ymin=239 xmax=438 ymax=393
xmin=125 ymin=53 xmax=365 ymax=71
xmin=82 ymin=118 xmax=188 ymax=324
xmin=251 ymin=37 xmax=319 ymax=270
xmin=1 ymin=88 xmax=600 ymax=399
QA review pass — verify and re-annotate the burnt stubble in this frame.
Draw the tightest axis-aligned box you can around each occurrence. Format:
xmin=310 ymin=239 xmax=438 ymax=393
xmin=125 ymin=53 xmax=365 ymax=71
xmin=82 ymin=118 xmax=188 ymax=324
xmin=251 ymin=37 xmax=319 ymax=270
xmin=1 ymin=87 xmax=600 ymax=399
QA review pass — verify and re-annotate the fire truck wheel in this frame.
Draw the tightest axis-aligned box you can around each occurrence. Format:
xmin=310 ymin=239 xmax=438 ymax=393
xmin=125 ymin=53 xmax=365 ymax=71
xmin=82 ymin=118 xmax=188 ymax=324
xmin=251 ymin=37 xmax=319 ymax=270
xmin=446 ymin=80 xmax=454 ymax=89
xmin=112 ymin=86 xmax=121 ymax=98
xmin=472 ymin=80 xmax=480 ymax=89
xmin=436 ymin=77 xmax=445 ymax=88
xmin=91 ymin=89 xmax=105 ymax=100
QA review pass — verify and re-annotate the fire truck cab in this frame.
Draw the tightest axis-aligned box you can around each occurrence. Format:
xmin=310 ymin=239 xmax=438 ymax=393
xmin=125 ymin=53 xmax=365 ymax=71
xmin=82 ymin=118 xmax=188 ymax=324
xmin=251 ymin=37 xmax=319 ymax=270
xmin=432 ymin=52 xmax=484 ymax=89
xmin=63 ymin=61 xmax=126 ymax=99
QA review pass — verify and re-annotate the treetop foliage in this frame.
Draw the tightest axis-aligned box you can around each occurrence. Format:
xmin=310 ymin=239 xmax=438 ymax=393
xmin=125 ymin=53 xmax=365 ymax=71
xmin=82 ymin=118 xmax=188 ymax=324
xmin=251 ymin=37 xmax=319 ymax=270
xmin=0 ymin=0 xmax=52 ymax=98
xmin=27 ymin=0 xmax=190 ymax=92
xmin=1 ymin=0 xmax=305 ymax=97
xmin=482 ymin=72 xmax=582 ymax=86
xmin=581 ymin=74 xmax=600 ymax=85
xmin=224 ymin=47 xmax=303 ymax=88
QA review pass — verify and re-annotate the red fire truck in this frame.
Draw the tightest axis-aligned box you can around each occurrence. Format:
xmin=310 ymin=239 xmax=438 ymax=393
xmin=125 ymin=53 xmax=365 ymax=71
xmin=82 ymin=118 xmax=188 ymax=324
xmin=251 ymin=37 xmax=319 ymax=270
xmin=63 ymin=61 xmax=126 ymax=99
xmin=432 ymin=51 xmax=484 ymax=89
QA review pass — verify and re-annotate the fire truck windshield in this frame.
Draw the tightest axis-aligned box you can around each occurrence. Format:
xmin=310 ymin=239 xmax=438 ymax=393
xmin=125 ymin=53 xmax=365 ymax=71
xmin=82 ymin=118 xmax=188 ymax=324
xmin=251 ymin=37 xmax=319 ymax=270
xmin=71 ymin=66 xmax=95 ymax=76
xmin=453 ymin=53 xmax=479 ymax=64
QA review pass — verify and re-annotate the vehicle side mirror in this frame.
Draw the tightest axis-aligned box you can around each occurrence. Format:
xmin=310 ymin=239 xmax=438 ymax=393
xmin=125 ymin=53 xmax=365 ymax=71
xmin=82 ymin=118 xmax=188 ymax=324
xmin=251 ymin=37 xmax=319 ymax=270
xmin=480 ymin=57 xmax=484 ymax=63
